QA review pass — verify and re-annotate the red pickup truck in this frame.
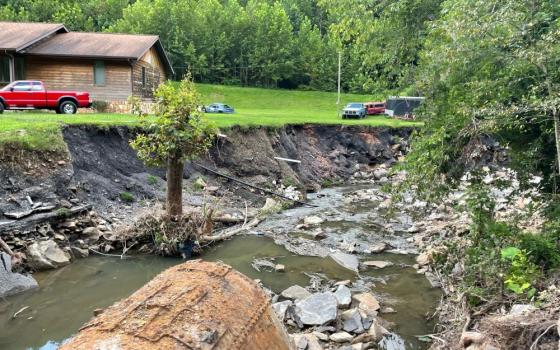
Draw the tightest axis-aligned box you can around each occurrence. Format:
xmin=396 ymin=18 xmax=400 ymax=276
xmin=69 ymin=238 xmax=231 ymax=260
xmin=0 ymin=80 xmax=92 ymax=114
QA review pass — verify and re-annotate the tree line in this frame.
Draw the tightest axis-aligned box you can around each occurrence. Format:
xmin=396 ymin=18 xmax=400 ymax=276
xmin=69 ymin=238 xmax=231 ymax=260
xmin=0 ymin=0 xmax=442 ymax=94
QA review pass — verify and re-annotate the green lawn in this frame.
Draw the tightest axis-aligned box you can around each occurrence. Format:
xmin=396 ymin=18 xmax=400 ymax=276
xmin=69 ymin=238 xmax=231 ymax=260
xmin=0 ymin=84 xmax=421 ymax=151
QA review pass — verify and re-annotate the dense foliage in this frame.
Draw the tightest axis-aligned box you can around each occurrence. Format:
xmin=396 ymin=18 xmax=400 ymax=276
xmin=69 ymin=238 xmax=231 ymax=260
xmin=0 ymin=0 xmax=442 ymax=93
xmin=404 ymin=0 xmax=560 ymax=194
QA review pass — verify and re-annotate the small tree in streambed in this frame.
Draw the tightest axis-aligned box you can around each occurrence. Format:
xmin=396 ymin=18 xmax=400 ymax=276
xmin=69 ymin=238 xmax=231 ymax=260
xmin=130 ymin=76 xmax=217 ymax=219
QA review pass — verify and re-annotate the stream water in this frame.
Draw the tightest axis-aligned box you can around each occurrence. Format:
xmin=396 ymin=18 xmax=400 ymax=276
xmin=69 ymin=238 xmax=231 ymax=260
xmin=0 ymin=185 xmax=441 ymax=350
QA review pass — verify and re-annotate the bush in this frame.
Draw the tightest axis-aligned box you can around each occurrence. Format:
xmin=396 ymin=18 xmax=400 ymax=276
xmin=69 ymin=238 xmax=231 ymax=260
xmin=519 ymin=231 xmax=560 ymax=271
xmin=92 ymin=100 xmax=109 ymax=113
xmin=119 ymin=191 xmax=135 ymax=203
xmin=147 ymin=175 xmax=158 ymax=186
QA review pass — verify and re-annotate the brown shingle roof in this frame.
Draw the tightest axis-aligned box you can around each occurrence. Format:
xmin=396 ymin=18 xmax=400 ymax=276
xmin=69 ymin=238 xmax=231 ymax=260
xmin=0 ymin=22 xmax=68 ymax=51
xmin=26 ymin=32 xmax=160 ymax=60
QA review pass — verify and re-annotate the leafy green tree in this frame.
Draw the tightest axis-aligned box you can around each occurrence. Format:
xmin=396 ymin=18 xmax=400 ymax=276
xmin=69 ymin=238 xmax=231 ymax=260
xmin=130 ymin=76 xmax=217 ymax=218
xmin=404 ymin=0 xmax=560 ymax=196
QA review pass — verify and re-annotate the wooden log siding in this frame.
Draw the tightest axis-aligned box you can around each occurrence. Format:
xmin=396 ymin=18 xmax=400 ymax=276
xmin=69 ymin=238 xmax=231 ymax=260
xmin=132 ymin=47 xmax=167 ymax=99
xmin=26 ymin=56 xmax=132 ymax=102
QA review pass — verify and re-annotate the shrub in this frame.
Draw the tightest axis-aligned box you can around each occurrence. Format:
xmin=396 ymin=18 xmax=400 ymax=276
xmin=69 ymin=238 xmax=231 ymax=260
xmin=92 ymin=100 xmax=109 ymax=113
xmin=501 ymin=247 xmax=539 ymax=298
xmin=147 ymin=175 xmax=158 ymax=186
xmin=119 ymin=192 xmax=135 ymax=203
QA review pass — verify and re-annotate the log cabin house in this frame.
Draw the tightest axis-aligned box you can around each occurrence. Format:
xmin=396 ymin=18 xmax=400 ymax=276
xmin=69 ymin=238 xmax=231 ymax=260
xmin=0 ymin=21 xmax=174 ymax=110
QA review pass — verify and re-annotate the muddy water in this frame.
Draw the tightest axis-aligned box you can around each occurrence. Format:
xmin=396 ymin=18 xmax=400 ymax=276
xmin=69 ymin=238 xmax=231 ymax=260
xmin=0 ymin=185 xmax=440 ymax=350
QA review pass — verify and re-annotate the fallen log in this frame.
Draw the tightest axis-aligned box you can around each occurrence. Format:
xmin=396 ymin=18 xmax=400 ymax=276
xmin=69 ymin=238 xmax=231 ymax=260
xmin=0 ymin=205 xmax=92 ymax=234
xmin=200 ymin=217 xmax=261 ymax=243
xmin=193 ymin=162 xmax=317 ymax=208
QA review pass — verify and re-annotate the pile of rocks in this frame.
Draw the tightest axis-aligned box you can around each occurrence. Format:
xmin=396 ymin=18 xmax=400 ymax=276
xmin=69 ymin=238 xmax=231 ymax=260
xmin=1 ymin=210 xmax=117 ymax=273
xmin=271 ymin=283 xmax=392 ymax=350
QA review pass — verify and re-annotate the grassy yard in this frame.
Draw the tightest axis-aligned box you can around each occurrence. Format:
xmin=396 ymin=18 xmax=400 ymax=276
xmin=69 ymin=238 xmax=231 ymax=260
xmin=0 ymin=84 xmax=421 ymax=151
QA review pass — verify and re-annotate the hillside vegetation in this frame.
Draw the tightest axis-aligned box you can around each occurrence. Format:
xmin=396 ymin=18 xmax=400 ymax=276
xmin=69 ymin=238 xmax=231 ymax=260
xmin=0 ymin=84 xmax=418 ymax=151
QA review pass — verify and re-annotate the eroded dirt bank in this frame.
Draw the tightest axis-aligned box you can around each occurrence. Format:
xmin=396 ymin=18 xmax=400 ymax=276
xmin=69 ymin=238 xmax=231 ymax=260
xmin=0 ymin=124 xmax=412 ymax=274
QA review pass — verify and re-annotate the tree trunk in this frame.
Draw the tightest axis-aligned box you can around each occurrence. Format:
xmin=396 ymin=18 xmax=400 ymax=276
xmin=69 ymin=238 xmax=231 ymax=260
xmin=554 ymin=108 xmax=560 ymax=175
xmin=166 ymin=155 xmax=184 ymax=219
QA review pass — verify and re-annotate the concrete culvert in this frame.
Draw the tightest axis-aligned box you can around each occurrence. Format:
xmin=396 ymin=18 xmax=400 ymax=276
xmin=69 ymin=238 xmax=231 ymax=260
xmin=60 ymin=260 xmax=294 ymax=350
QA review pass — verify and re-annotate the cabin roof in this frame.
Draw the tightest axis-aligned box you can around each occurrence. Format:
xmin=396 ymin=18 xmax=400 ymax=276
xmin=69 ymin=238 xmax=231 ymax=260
xmin=0 ymin=22 xmax=68 ymax=51
xmin=25 ymin=32 xmax=174 ymax=75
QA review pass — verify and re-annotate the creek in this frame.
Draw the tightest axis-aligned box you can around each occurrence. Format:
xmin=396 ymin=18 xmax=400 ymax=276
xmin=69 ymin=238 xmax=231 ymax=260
xmin=0 ymin=185 xmax=440 ymax=350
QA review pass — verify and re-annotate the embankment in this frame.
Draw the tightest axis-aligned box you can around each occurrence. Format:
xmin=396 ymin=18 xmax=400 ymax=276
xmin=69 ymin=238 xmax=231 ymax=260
xmin=0 ymin=124 xmax=412 ymax=280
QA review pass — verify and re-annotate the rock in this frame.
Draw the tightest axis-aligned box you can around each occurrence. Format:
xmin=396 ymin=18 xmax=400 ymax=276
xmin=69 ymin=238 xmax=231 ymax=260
xmin=0 ymin=252 xmax=38 ymax=298
xmin=424 ymin=272 xmax=442 ymax=288
xmin=362 ymin=261 xmax=393 ymax=269
xmin=509 ymin=304 xmax=536 ymax=316
xmin=330 ymin=331 xmax=354 ymax=343
xmin=353 ymin=320 xmax=389 ymax=343
xmin=272 ymin=300 xmax=292 ymax=322
xmin=312 ymin=331 xmax=329 ymax=341
xmin=352 ymin=293 xmax=380 ymax=316
xmin=295 ymin=292 xmax=338 ymax=325
xmin=334 ymin=285 xmax=352 ymax=308
xmin=373 ymin=168 xmax=389 ymax=180
xmin=281 ymin=285 xmax=312 ymax=300
xmin=5 ymin=209 xmax=35 ymax=219
xmin=27 ymin=239 xmax=71 ymax=270
xmin=82 ymin=227 xmax=101 ymax=242
xmin=275 ymin=264 xmax=285 ymax=272
xmin=60 ymin=199 xmax=73 ymax=208
xmin=367 ymin=320 xmax=389 ymax=341
xmin=416 ymin=252 xmax=430 ymax=266
xmin=380 ymin=307 xmax=396 ymax=314
xmin=292 ymin=334 xmax=323 ymax=350
xmin=368 ymin=243 xmax=388 ymax=254
xmin=341 ymin=308 xmax=364 ymax=333
xmin=304 ymin=216 xmax=324 ymax=225
xmin=71 ymin=246 xmax=89 ymax=259
xmin=329 ymin=251 xmax=359 ymax=273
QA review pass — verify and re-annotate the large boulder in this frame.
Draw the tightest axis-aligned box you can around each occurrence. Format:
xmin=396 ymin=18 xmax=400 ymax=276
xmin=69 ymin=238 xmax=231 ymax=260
xmin=0 ymin=252 xmax=38 ymax=297
xmin=27 ymin=240 xmax=71 ymax=270
xmin=295 ymin=292 xmax=338 ymax=325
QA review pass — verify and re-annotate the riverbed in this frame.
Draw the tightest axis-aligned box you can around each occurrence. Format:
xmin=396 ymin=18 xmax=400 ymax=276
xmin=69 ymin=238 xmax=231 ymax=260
xmin=0 ymin=185 xmax=440 ymax=350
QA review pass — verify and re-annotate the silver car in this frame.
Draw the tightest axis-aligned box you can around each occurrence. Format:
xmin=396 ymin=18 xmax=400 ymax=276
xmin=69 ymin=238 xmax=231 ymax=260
xmin=203 ymin=103 xmax=235 ymax=114
xmin=342 ymin=103 xmax=366 ymax=119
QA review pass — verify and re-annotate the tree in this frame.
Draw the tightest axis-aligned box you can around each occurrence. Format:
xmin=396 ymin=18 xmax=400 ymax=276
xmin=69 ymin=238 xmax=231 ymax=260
xmin=130 ymin=76 xmax=217 ymax=218
xmin=403 ymin=0 xmax=560 ymax=196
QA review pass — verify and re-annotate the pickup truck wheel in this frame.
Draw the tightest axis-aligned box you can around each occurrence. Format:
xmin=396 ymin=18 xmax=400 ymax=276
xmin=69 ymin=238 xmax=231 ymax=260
xmin=59 ymin=101 xmax=77 ymax=114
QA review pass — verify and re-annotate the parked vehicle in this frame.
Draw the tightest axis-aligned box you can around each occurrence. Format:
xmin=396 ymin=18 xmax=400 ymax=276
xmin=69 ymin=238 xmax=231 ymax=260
xmin=342 ymin=103 xmax=366 ymax=119
xmin=203 ymin=103 xmax=234 ymax=114
xmin=0 ymin=80 xmax=91 ymax=114
xmin=364 ymin=102 xmax=386 ymax=115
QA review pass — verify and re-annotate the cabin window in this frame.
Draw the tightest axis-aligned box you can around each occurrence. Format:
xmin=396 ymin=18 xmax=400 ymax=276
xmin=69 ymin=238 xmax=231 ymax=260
xmin=0 ymin=56 xmax=10 ymax=84
xmin=94 ymin=60 xmax=105 ymax=86
xmin=141 ymin=67 xmax=146 ymax=87
xmin=14 ymin=57 xmax=25 ymax=80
